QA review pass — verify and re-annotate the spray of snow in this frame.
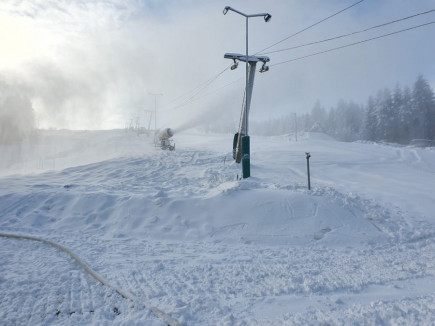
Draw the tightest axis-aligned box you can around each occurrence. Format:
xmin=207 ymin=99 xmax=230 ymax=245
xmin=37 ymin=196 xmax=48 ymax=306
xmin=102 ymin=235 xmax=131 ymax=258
xmin=0 ymin=81 xmax=35 ymax=145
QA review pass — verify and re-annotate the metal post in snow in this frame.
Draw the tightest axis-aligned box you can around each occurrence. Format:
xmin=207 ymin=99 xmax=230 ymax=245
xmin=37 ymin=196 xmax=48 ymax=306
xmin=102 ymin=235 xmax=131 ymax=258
xmin=245 ymin=16 xmax=249 ymax=136
xmin=306 ymin=152 xmax=311 ymax=190
xmin=222 ymin=6 xmax=271 ymax=179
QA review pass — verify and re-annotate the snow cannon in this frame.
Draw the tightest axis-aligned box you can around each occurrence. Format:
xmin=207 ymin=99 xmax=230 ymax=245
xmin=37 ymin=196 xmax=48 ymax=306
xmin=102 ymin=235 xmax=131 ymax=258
xmin=160 ymin=128 xmax=174 ymax=139
xmin=157 ymin=128 xmax=175 ymax=151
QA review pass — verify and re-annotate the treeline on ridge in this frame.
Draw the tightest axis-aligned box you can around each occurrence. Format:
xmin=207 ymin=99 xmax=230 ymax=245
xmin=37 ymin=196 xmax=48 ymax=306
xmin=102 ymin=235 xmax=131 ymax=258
xmin=251 ymin=75 xmax=435 ymax=145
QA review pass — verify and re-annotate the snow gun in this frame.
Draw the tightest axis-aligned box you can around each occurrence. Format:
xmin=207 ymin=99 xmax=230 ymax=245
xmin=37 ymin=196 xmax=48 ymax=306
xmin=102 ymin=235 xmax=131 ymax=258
xmin=156 ymin=128 xmax=175 ymax=151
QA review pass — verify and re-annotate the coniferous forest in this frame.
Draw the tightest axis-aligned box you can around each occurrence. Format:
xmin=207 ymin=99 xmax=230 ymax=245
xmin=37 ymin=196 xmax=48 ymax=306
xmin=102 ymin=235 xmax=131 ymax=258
xmin=251 ymin=75 xmax=435 ymax=145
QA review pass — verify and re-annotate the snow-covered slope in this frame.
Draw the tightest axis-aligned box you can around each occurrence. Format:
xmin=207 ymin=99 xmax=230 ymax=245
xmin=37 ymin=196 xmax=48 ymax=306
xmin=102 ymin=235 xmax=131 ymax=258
xmin=0 ymin=130 xmax=434 ymax=325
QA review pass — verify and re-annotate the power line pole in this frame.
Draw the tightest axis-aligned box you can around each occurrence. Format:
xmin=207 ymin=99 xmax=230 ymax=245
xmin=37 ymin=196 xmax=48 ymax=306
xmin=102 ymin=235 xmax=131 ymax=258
xmin=223 ymin=6 xmax=271 ymax=179
xmin=149 ymin=93 xmax=163 ymax=130
xmin=294 ymin=112 xmax=298 ymax=141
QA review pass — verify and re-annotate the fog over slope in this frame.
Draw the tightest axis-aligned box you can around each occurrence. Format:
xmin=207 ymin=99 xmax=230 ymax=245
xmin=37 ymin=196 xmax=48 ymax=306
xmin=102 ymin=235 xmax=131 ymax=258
xmin=0 ymin=0 xmax=434 ymax=131
xmin=0 ymin=82 xmax=35 ymax=145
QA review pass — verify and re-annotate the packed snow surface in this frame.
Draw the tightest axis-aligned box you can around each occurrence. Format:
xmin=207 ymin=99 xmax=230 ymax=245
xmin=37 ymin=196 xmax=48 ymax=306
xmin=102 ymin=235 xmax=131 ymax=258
xmin=0 ymin=130 xmax=434 ymax=325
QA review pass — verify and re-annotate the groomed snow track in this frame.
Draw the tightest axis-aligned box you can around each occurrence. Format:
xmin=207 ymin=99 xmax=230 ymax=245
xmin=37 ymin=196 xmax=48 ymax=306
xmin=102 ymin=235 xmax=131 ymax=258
xmin=0 ymin=232 xmax=182 ymax=326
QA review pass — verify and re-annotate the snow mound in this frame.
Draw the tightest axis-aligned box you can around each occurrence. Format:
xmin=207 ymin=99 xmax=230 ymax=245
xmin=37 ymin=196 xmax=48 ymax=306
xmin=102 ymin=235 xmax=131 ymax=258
xmin=0 ymin=150 xmax=390 ymax=247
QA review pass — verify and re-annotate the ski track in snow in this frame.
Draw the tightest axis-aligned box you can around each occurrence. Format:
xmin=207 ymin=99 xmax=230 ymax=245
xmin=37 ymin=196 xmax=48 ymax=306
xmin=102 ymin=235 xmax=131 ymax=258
xmin=0 ymin=131 xmax=434 ymax=325
xmin=0 ymin=237 xmax=165 ymax=326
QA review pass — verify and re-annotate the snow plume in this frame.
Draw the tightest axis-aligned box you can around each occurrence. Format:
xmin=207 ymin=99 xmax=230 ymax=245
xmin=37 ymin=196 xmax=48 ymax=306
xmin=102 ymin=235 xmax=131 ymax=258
xmin=0 ymin=0 xmax=252 ymax=131
xmin=168 ymin=98 xmax=238 ymax=134
xmin=0 ymin=0 xmax=233 ymax=130
xmin=0 ymin=1 xmax=164 ymax=130
xmin=165 ymin=84 xmax=242 ymax=135
xmin=19 ymin=60 xmax=119 ymax=130
xmin=0 ymin=80 xmax=35 ymax=145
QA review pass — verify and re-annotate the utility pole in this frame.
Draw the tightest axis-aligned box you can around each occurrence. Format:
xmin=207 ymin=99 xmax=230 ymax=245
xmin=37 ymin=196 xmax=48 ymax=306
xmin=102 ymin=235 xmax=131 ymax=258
xmin=149 ymin=93 xmax=163 ymax=130
xmin=144 ymin=110 xmax=154 ymax=131
xmin=223 ymin=6 xmax=271 ymax=179
xmin=294 ymin=112 xmax=298 ymax=141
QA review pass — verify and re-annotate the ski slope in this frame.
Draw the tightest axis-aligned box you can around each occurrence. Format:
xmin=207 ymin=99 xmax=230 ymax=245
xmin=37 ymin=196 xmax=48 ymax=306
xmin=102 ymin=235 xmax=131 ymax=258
xmin=0 ymin=130 xmax=434 ymax=325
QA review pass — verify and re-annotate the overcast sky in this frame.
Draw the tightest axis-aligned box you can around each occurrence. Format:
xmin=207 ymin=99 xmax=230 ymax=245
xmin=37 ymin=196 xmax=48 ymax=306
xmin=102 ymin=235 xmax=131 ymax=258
xmin=1 ymin=0 xmax=434 ymax=130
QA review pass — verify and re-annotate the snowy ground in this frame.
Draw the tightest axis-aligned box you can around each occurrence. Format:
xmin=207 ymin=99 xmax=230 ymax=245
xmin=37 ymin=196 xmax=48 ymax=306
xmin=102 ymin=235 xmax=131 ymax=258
xmin=0 ymin=130 xmax=434 ymax=325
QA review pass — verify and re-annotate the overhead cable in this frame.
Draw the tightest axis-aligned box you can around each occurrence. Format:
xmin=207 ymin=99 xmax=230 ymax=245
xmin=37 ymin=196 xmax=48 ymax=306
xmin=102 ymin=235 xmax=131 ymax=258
xmin=169 ymin=77 xmax=243 ymax=111
xmin=161 ymin=64 xmax=232 ymax=110
xmin=261 ymin=9 xmax=435 ymax=55
xmin=152 ymin=1 xmax=367 ymax=112
xmin=271 ymin=21 xmax=435 ymax=67
xmin=255 ymin=0 xmax=366 ymax=55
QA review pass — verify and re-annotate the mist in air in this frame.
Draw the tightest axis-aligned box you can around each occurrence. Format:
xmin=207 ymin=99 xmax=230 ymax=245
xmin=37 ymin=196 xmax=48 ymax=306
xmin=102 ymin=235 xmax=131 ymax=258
xmin=0 ymin=0 xmax=434 ymax=136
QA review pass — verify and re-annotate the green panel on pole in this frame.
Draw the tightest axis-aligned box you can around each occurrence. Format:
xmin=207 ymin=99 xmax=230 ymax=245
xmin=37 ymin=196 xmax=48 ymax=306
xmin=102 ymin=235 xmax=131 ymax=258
xmin=242 ymin=135 xmax=250 ymax=178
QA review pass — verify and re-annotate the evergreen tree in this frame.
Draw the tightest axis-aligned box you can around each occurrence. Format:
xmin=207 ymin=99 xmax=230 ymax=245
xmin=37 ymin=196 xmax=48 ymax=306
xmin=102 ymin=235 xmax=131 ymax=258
xmin=412 ymin=75 xmax=435 ymax=140
xmin=376 ymin=88 xmax=395 ymax=142
xmin=363 ymin=96 xmax=378 ymax=141
xmin=333 ymin=99 xmax=363 ymax=141
xmin=310 ymin=100 xmax=327 ymax=132
xmin=327 ymin=107 xmax=338 ymax=138
xmin=397 ymin=86 xmax=413 ymax=143
xmin=389 ymin=85 xmax=402 ymax=143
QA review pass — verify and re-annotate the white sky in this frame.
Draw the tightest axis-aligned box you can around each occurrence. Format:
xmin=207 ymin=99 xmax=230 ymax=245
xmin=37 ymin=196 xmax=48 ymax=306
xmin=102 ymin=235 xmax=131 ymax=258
xmin=1 ymin=0 xmax=434 ymax=130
